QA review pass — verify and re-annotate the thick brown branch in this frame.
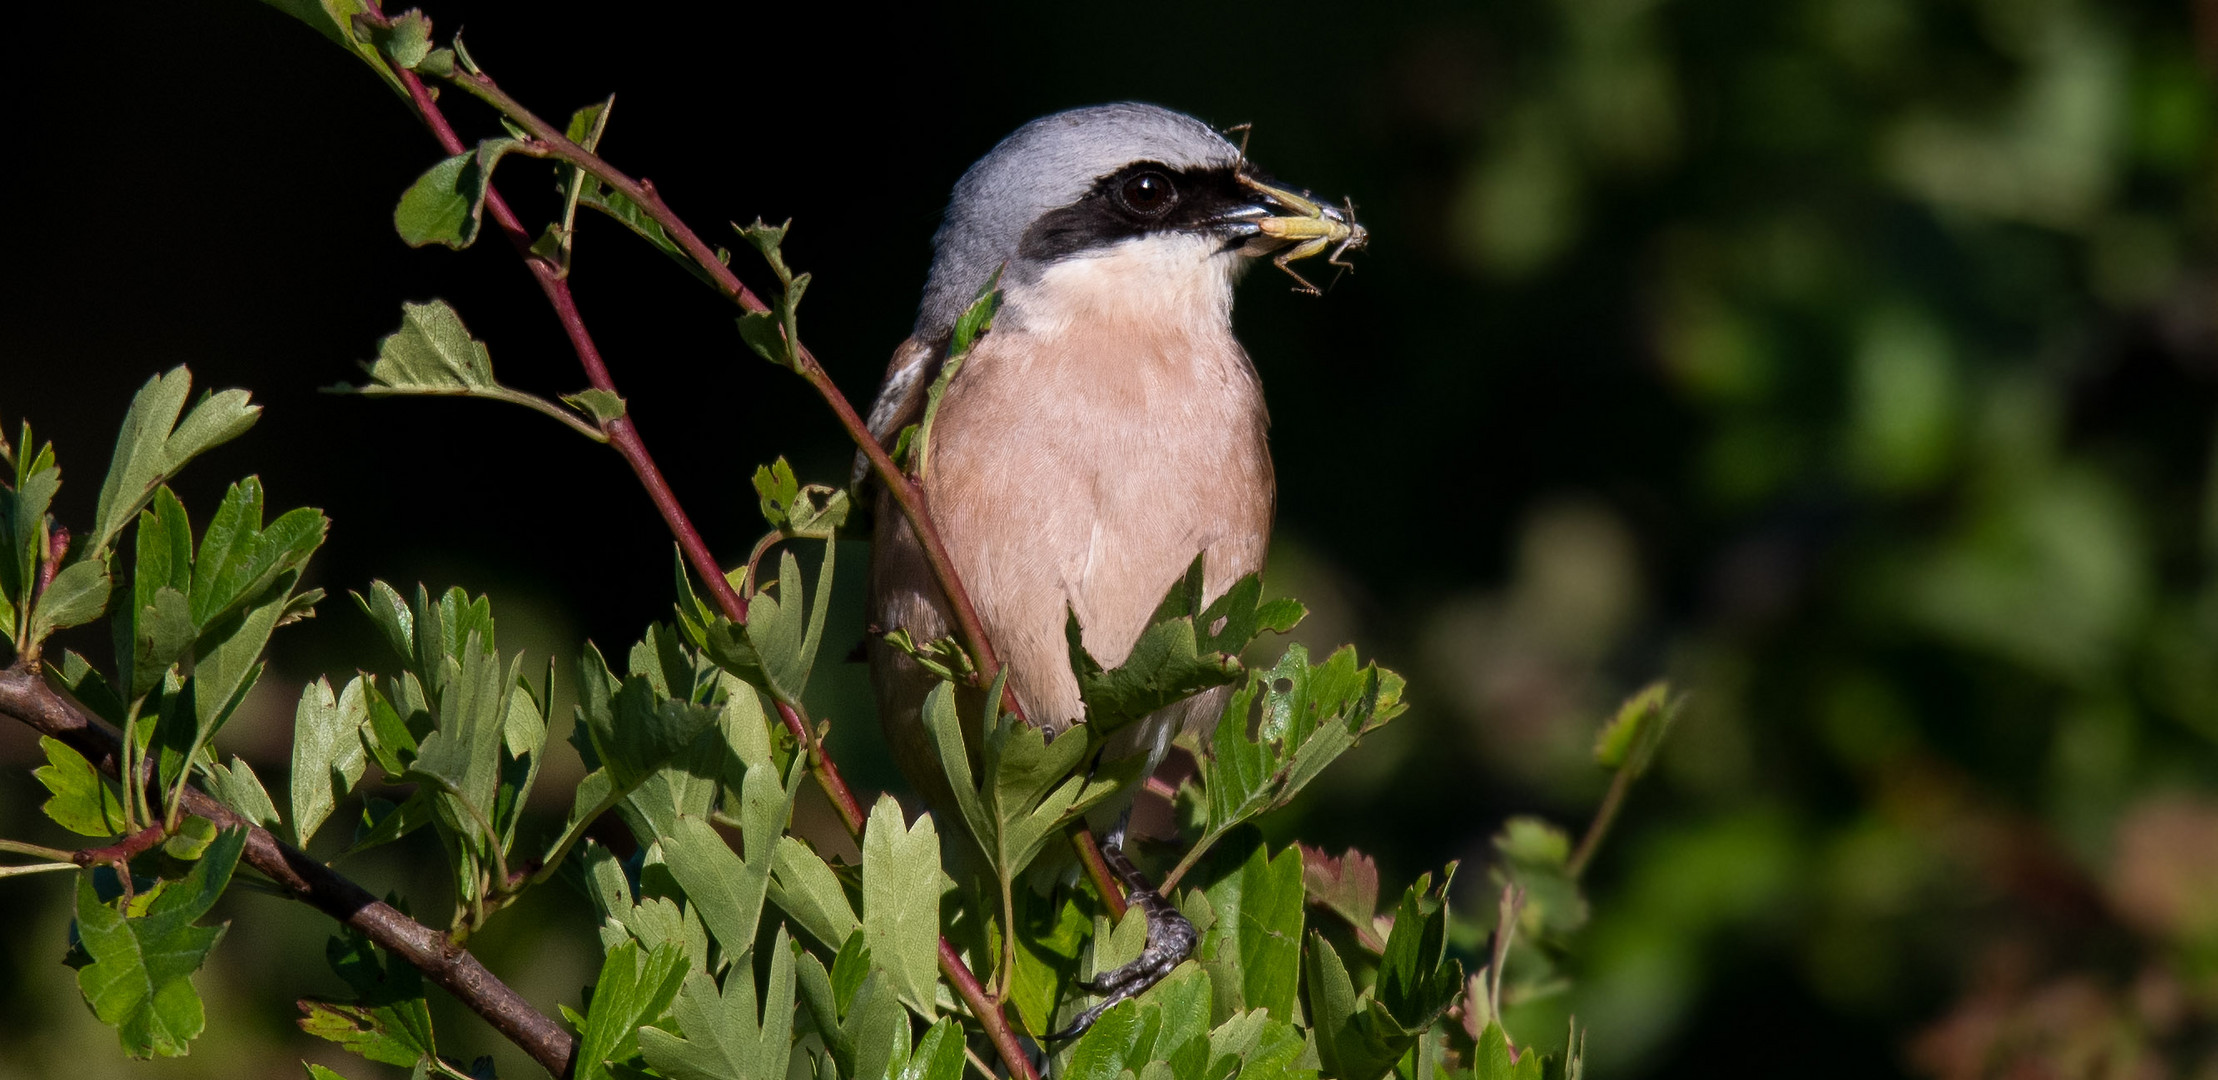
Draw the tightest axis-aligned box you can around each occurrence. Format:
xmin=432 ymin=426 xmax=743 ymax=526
xmin=0 ymin=663 xmax=578 ymax=1078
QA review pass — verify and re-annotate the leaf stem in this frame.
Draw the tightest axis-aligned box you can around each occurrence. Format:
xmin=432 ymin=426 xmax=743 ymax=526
xmin=0 ymin=861 xmax=78 ymax=878
xmin=0 ymin=838 xmax=73 ymax=862
xmin=1566 ymin=761 xmax=1634 ymax=881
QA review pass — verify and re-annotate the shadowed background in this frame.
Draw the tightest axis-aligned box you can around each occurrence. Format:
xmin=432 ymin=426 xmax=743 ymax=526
xmin=6 ymin=0 xmax=2217 ymax=1076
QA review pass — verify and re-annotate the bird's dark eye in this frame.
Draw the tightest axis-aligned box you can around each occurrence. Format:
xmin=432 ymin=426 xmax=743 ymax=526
xmin=1117 ymin=171 xmax=1176 ymax=216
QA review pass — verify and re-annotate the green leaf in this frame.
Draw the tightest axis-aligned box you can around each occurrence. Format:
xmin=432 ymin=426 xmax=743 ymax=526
xmin=73 ymin=827 xmax=246 ymax=1058
xmin=119 ymin=487 xmax=195 ymax=699
xmin=768 ymin=835 xmax=860 ymax=953
xmin=254 ymin=0 xmax=406 ymax=97
xmin=745 ymin=546 xmax=838 ymax=702
xmin=922 ymin=679 xmax=1126 ymax=886
xmin=1472 ymin=1022 xmax=1545 ymax=1080
xmin=300 ymin=926 xmax=437 ymax=1068
xmin=1200 ymin=841 xmax=1305 ymax=1023
xmin=365 ymin=7 xmax=431 ymax=69
xmin=24 ymin=553 xmax=109 ymax=647
xmin=577 ymin=186 xmax=695 ymax=271
xmin=0 ymin=425 xmax=59 ymax=647
xmin=861 ymin=795 xmax=942 ymax=1017
xmin=186 ymin=477 xmax=325 ymax=629
xmin=637 ymin=926 xmax=798 ymax=1080
xmin=354 ymin=580 xmax=414 ymax=667
xmin=574 ymin=643 xmax=721 ymax=792
xmin=347 ymin=301 xmax=598 ymax=441
xmin=291 ymin=676 xmax=371 ymax=848
xmin=393 ymin=140 xmax=522 ymax=249
xmin=1303 ymin=933 xmax=1395 ymax=1080
xmin=35 ymin=736 xmax=127 ymax=836
xmin=1592 ymin=680 xmax=1682 ymax=774
xmin=734 ymin=219 xmax=808 ymax=369
xmin=304 ymin=1064 xmax=354 ymax=1080
xmin=92 ymin=368 xmax=260 ymax=557
xmin=562 ymin=389 xmax=627 ymax=425
xmin=1007 ymin=889 xmax=1091 ymax=1036
xmin=1067 ymin=564 xmax=1303 ymax=738
xmin=203 ymin=757 xmax=282 ymax=835
xmin=795 ymin=934 xmax=906 ymax=1080
xmin=573 ymin=941 xmax=687 ymax=1080
xmin=902 ymin=1018 xmax=968 ymax=1080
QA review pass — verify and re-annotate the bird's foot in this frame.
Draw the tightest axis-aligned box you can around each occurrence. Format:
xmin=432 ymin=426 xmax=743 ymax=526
xmin=1045 ymin=842 xmax=1197 ymax=1041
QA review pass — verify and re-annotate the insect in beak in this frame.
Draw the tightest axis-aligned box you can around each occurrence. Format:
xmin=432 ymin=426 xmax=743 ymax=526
xmin=1240 ymin=175 xmax=1369 ymax=295
xmin=1218 ymin=124 xmax=1369 ymax=295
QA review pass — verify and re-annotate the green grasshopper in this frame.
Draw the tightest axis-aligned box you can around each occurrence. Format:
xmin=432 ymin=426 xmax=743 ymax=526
xmin=1227 ymin=123 xmax=1370 ymax=295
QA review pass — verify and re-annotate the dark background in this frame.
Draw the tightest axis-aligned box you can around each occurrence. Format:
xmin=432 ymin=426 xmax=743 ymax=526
xmin=5 ymin=1 xmax=2217 ymax=1077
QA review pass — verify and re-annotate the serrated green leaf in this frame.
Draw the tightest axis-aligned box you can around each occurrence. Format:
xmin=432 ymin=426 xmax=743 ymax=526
xmin=302 ymin=926 xmax=436 ymax=1068
xmin=769 ymin=835 xmax=860 ymax=953
xmin=637 ymin=926 xmax=798 ymax=1080
xmin=73 ymin=827 xmax=245 ymax=1058
xmin=304 ymin=1064 xmax=354 ymax=1080
xmin=574 ymin=941 xmax=687 ymax=1080
xmin=187 ymin=477 xmax=326 ymax=628
xmin=0 ymin=428 xmax=60 ymax=646
xmin=1008 ymin=888 xmax=1090 ymax=1036
xmin=292 ymin=676 xmax=371 ymax=849
xmin=562 ymin=389 xmax=626 ymax=425
xmin=1200 ymin=842 xmax=1304 ymax=1023
xmin=35 ymin=736 xmax=127 ymax=836
xmin=1592 ymin=680 xmax=1681 ymax=774
xmin=92 ymin=368 xmax=259 ymax=557
xmin=203 ymin=757 xmax=282 ymax=836
xmin=366 ymin=8 xmax=431 ymax=69
xmin=861 ymin=795 xmax=941 ymax=1017
xmin=1472 ymin=1022 xmax=1544 ymax=1080
xmin=393 ymin=140 xmax=522 ymax=249
xmin=27 ymin=555 xmax=111 ymax=646
xmin=795 ymin=934 xmax=906 ymax=1080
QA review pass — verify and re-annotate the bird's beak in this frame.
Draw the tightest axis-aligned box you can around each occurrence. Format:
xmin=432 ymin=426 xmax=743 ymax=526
xmin=1213 ymin=171 xmax=1370 ymax=291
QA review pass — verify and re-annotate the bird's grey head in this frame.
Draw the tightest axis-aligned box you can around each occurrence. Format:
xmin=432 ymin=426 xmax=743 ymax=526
xmin=913 ymin=103 xmax=1352 ymax=341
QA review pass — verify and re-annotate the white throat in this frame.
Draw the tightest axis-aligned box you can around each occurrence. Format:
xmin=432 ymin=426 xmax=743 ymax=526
xmin=999 ymin=233 xmax=1241 ymax=341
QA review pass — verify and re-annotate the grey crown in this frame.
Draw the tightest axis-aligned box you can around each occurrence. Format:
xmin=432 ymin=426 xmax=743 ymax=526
xmin=914 ymin=103 xmax=1240 ymax=342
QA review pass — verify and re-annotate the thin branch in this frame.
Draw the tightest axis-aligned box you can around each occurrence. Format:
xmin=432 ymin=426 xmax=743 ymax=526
xmin=370 ymin=38 xmax=1039 ymax=1079
xmin=0 ymin=662 xmax=578 ymax=1078
xmin=387 ymin=54 xmax=747 ymax=626
xmin=438 ymin=65 xmax=1015 ymax=710
xmin=942 ymin=937 xmax=1039 ymax=1080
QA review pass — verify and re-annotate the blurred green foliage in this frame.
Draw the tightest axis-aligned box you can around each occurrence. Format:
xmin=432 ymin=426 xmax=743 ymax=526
xmin=1341 ymin=0 xmax=2218 ymax=1075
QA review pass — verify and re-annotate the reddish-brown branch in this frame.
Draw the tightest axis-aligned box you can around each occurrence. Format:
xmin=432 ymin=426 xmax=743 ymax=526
xmin=392 ymin=61 xmax=747 ymax=625
xmin=0 ymin=663 xmax=578 ymax=1077
xmin=378 ymin=46 xmax=1044 ymax=1079
xmin=72 ymin=823 xmax=166 ymax=869
xmin=774 ymin=698 xmax=863 ymax=837
xmin=438 ymin=67 xmax=1015 ymax=714
xmin=942 ymin=936 xmax=1039 ymax=1080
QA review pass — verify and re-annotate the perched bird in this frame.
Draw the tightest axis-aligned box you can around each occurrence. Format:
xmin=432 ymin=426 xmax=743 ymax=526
xmin=860 ymin=102 xmax=1363 ymax=1031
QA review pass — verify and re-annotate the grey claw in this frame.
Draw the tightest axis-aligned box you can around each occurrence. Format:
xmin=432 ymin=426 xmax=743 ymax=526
xmin=1045 ymin=845 xmax=1198 ymax=1041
